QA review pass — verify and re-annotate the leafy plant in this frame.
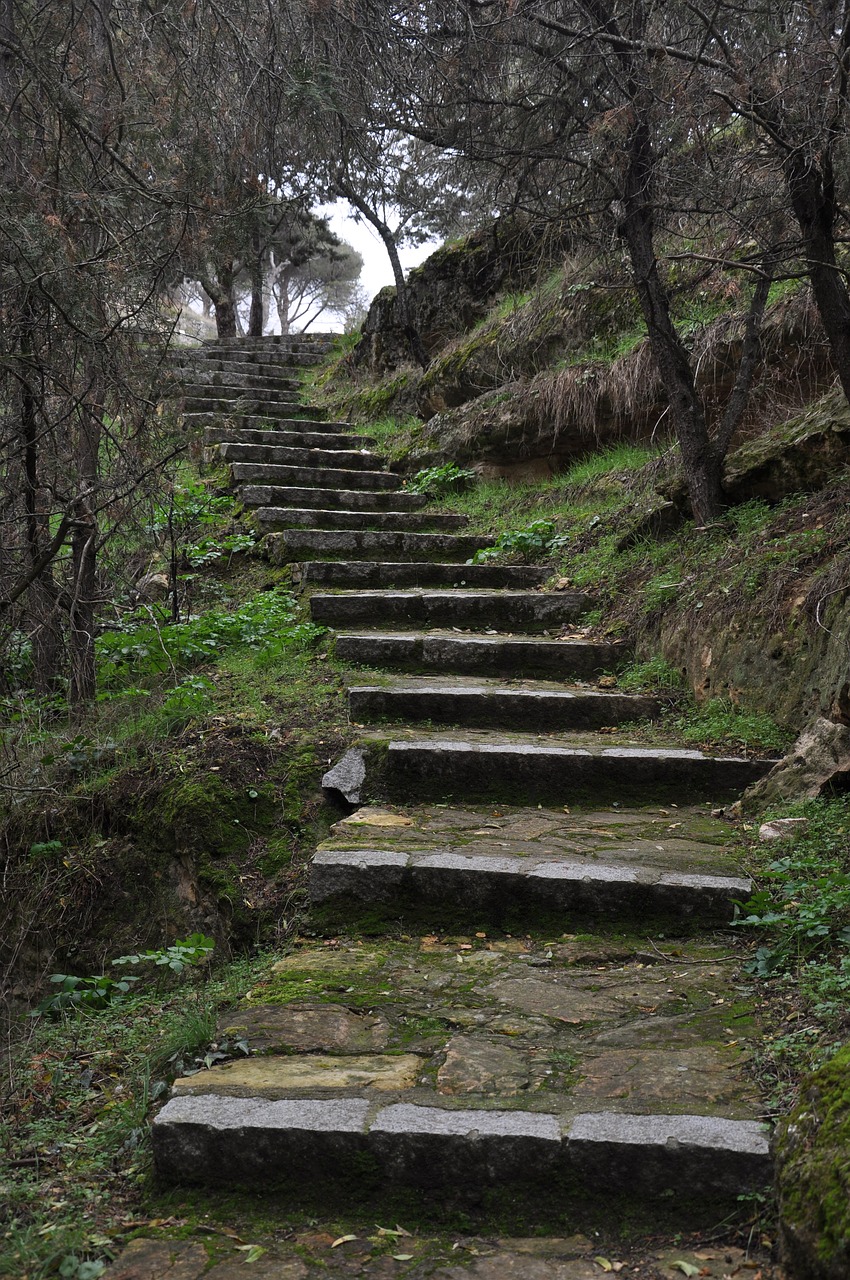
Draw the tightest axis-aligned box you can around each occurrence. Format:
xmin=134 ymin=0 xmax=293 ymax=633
xmin=113 ymin=932 xmax=215 ymax=974
xmin=734 ymin=796 xmax=850 ymax=974
xmin=470 ymin=519 xmax=569 ymax=563
xmin=33 ymin=973 xmax=140 ymax=1015
xmin=405 ymin=462 xmax=475 ymax=497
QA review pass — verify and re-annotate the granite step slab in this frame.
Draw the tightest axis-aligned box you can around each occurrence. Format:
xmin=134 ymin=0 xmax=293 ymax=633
xmin=182 ymin=382 xmax=304 ymax=403
xmin=334 ymin=630 xmax=621 ymax=677
xmin=347 ymin=677 xmax=657 ymax=731
xmin=239 ymin=484 xmax=427 ymax=512
xmin=152 ymin=1093 xmax=768 ymax=1219
xmin=219 ymin=442 xmax=386 ymax=470
xmin=189 ymin=414 xmax=350 ymax=434
xmin=171 ymin=358 xmax=309 ymax=383
xmin=289 ymin=561 xmax=550 ymax=589
xmin=231 ymin=462 xmax=401 ymax=491
xmin=271 ymin=529 xmax=492 ymax=564
xmin=370 ymin=736 xmax=775 ymax=805
xmin=171 ymin=362 xmax=302 ymax=386
xmin=254 ymin=507 xmax=468 ymax=533
xmin=310 ymin=588 xmax=591 ymax=631
xmin=203 ymin=426 xmax=372 ymax=449
xmin=184 ymin=398 xmax=324 ymax=419
xmin=312 ymin=799 xmax=751 ymax=924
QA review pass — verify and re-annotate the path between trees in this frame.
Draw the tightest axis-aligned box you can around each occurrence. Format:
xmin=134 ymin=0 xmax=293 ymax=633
xmin=103 ymin=337 xmax=785 ymax=1279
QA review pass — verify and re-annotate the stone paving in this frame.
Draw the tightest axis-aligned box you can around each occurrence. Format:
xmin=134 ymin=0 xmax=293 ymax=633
xmin=104 ymin=337 xmax=782 ymax=1277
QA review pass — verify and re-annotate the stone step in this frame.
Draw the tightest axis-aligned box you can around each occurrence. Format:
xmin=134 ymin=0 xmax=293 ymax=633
xmin=203 ymin=426 xmax=373 ymax=449
xmin=334 ymin=630 xmax=621 ymax=677
xmin=188 ymin=413 xmax=352 ymax=433
xmin=347 ymin=676 xmax=658 ymax=731
xmin=174 ymin=368 xmax=303 ymax=391
xmin=270 ymin=529 xmax=492 ymax=564
xmin=254 ymin=507 xmax=468 ymax=533
xmin=183 ymin=397 xmax=324 ymax=419
xmin=202 ymin=333 xmax=336 ymax=350
xmin=171 ymin=358 xmax=309 ymax=383
xmin=231 ymin=462 xmax=401 ymax=491
xmin=310 ymin=588 xmax=591 ymax=631
xmin=198 ymin=347 xmax=327 ymax=366
xmin=359 ymin=734 xmax=776 ymax=806
xmin=182 ymin=381 xmax=303 ymax=402
xmin=219 ymin=442 xmax=385 ymax=471
xmin=239 ymin=484 xmax=427 ymax=512
xmin=289 ymin=561 xmax=549 ymax=589
xmin=312 ymin=801 xmax=752 ymax=925
xmin=151 ymin=931 xmax=770 ymax=1224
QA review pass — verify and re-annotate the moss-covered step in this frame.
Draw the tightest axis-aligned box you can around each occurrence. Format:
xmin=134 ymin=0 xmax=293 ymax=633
xmin=254 ymin=507 xmax=469 ymax=533
xmin=334 ymin=631 xmax=621 ymax=677
xmin=203 ymin=426 xmax=367 ymax=448
xmin=177 ymin=369 xmax=302 ymax=391
xmin=184 ymin=382 xmax=307 ymax=404
xmin=347 ymin=677 xmax=658 ymax=731
xmin=311 ymin=802 xmax=750 ymax=926
xmin=239 ymin=484 xmax=428 ymax=512
xmin=230 ymin=462 xmax=401 ymax=491
xmin=151 ymin=937 xmax=770 ymax=1224
xmin=186 ymin=413 xmax=340 ymax=434
xmin=218 ymin=442 xmax=387 ymax=470
xmin=183 ymin=397 xmax=324 ymax=419
xmin=354 ymin=733 xmax=775 ymax=805
xmin=310 ymin=587 xmax=591 ymax=631
xmin=270 ymin=529 xmax=493 ymax=565
xmin=290 ymin=561 xmax=550 ymax=588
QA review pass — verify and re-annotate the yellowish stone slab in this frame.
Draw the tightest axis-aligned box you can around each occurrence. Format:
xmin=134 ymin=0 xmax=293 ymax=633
xmin=172 ymin=1053 xmax=423 ymax=1097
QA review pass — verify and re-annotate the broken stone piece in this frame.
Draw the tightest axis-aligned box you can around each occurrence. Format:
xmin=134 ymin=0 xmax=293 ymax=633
xmin=758 ymin=817 xmax=809 ymax=842
xmin=321 ymin=747 xmax=366 ymax=805
xmin=736 ymin=717 xmax=850 ymax=814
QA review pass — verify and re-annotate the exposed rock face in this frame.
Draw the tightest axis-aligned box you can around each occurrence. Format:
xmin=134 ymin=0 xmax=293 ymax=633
xmin=776 ymin=1046 xmax=850 ymax=1280
xmin=736 ymin=717 xmax=850 ymax=814
xmin=723 ymin=389 xmax=850 ymax=503
xmin=351 ymin=219 xmax=569 ymax=376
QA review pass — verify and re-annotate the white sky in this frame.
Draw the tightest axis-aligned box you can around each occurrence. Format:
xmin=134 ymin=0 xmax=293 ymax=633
xmin=321 ymin=198 xmax=438 ymax=324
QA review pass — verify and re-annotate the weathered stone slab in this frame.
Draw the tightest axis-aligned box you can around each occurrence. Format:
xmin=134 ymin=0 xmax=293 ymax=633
xmin=437 ymin=1034 xmax=536 ymax=1096
xmin=274 ymin=529 xmax=492 ymax=564
xmin=100 ymin=1239 xmax=208 ymax=1280
xmin=231 ymin=462 xmax=400 ymax=490
xmin=217 ymin=1003 xmax=390 ymax=1053
xmin=347 ymin=680 xmax=658 ymax=731
xmin=254 ymin=507 xmax=467 ymax=532
xmin=336 ymin=632 xmax=620 ymax=678
xmin=309 ymin=846 xmax=749 ymax=924
xmin=381 ymin=739 xmax=774 ymax=805
xmin=297 ymin=562 xmax=549 ymax=588
xmin=321 ymin=747 xmax=366 ymax=805
xmin=310 ymin=588 xmax=592 ymax=632
xmin=171 ymin=1053 xmax=422 ymax=1096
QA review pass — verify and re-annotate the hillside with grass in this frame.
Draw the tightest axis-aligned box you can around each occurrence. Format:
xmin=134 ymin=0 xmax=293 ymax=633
xmin=4 ymin=236 xmax=850 ymax=1280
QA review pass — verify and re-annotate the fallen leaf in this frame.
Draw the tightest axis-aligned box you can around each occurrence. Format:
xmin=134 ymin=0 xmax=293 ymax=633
xmin=235 ymin=1244 xmax=267 ymax=1263
xmin=594 ymin=1258 xmax=613 ymax=1272
xmin=332 ymin=1235 xmax=359 ymax=1248
xmin=671 ymin=1263 xmax=700 ymax=1277
xmin=392 ymin=1255 xmax=414 ymax=1262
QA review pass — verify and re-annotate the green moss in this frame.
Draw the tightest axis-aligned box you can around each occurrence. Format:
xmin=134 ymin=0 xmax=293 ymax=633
xmin=776 ymin=1044 xmax=850 ymax=1275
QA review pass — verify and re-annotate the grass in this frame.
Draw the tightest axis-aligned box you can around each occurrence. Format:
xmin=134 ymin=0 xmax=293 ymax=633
xmin=0 ymin=952 xmax=278 ymax=1280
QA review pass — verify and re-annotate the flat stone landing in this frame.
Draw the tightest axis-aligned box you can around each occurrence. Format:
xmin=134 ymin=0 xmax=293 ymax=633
xmin=152 ymin=931 xmax=769 ymax=1219
xmin=311 ymin=802 xmax=751 ymax=924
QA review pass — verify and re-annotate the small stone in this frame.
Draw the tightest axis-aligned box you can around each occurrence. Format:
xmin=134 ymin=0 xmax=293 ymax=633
xmin=758 ymin=817 xmax=809 ymax=842
xmin=321 ymin=748 xmax=366 ymax=805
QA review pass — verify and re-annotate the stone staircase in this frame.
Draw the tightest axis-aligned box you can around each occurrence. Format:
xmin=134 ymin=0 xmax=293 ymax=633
xmin=153 ymin=336 xmax=777 ymax=1235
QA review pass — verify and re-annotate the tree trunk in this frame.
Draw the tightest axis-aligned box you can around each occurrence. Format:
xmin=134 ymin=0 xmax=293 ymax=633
xmin=335 ymin=174 xmax=428 ymax=369
xmin=22 ymin=357 xmax=63 ymax=692
xmin=199 ymin=267 xmax=239 ymax=338
xmin=620 ymin=115 xmax=725 ymax=523
xmin=785 ymin=150 xmax=850 ymax=403
xmin=248 ymin=219 xmax=264 ymax=336
xmin=68 ymin=390 xmax=101 ymax=712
